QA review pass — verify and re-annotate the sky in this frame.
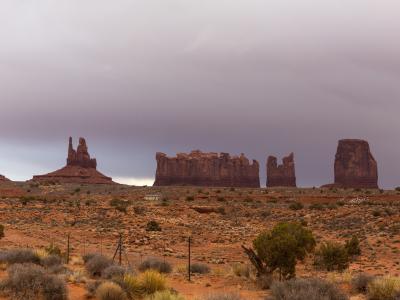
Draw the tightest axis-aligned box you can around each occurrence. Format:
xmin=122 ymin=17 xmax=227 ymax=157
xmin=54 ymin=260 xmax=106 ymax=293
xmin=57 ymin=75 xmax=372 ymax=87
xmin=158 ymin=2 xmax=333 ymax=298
xmin=1 ymin=0 xmax=400 ymax=188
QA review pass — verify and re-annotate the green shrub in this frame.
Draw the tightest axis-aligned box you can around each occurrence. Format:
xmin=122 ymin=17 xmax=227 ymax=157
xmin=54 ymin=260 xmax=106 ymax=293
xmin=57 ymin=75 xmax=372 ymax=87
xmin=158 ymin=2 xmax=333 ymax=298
xmin=253 ymin=222 xmax=315 ymax=279
xmin=96 ymin=281 xmax=128 ymax=300
xmin=190 ymin=263 xmax=210 ymax=274
xmin=289 ymin=202 xmax=304 ymax=210
xmin=314 ymin=242 xmax=349 ymax=272
xmin=110 ymin=199 xmax=131 ymax=213
xmin=270 ymin=277 xmax=347 ymax=300
xmin=139 ymin=258 xmax=172 ymax=274
xmin=367 ymin=277 xmax=400 ymax=300
xmin=138 ymin=270 xmax=166 ymax=294
xmin=45 ymin=242 xmax=62 ymax=257
xmin=372 ymin=210 xmax=381 ymax=217
xmin=146 ymin=221 xmax=162 ymax=232
xmin=185 ymin=196 xmax=194 ymax=201
xmin=345 ymin=236 xmax=361 ymax=257
xmin=115 ymin=274 xmax=143 ymax=298
xmin=309 ymin=203 xmax=324 ymax=210
xmin=0 ymin=224 xmax=4 ymax=239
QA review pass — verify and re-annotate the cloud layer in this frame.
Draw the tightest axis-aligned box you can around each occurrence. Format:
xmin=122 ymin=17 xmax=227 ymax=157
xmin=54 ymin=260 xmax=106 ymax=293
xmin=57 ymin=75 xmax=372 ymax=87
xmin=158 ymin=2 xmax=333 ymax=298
xmin=1 ymin=0 xmax=400 ymax=187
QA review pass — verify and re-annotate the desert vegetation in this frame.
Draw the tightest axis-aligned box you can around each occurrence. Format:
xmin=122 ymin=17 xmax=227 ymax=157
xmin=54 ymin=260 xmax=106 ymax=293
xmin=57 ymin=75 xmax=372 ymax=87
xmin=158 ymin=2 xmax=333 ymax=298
xmin=1 ymin=184 xmax=400 ymax=299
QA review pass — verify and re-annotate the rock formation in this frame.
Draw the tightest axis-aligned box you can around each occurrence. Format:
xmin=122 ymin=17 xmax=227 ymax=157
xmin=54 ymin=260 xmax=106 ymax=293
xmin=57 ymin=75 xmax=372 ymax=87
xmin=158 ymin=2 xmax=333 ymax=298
xmin=67 ymin=137 xmax=97 ymax=168
xmin=0 ymin=175 xmax=10 ymax=182
xmin=33 ymin=137 xmax=114 ymax=184
xmin=324 ymin=139 xmax=378 ymax=189
xmin=266 ymin=153 xmax=296 ymax=187
xmin=154 ymin=150 xmax=260 ymax=187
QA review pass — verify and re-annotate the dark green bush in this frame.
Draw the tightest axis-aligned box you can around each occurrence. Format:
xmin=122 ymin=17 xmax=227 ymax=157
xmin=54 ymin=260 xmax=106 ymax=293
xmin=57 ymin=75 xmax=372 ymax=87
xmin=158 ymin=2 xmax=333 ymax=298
xmin=253 ymin=222 xmax=315 ymax=279
xmin=289 ymin=202 xmax=304 ymax=210
xmin=345 ymin=236 xmax=361 ymax=257
xmin=314 ymin=242 xmax=349 ymax=272
xmin=146 ymin=221 xmax=161 ymax=232
xmin=190 ymin=263 xmax=210 ymax=274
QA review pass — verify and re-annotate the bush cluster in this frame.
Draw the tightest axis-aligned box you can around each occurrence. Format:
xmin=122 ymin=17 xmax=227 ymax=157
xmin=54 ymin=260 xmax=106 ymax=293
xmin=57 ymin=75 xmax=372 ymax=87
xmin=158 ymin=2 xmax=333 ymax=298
xmin=139 ymin=258 xmax=172 ymax=274
xmin=1 ymin=263 xmax=67 ymax=300
xmin=84 ymin=253 xmax=113 ymax=277
xmin=270 ymin=278 xmax=348 ymax=300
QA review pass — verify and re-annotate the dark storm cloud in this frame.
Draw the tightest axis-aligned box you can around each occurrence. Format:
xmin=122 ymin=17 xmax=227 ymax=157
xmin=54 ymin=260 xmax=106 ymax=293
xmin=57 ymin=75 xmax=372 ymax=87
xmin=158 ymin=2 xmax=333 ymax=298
xmin=1 ymin=0 xmax=400 ymax=187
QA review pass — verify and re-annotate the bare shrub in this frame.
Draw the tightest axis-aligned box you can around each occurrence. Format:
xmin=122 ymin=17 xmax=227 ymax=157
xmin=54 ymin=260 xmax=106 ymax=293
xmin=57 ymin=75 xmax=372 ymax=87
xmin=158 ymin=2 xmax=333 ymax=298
xmin=270 ymin=278 xmax=348 ymax=300
xmin=0 ymin=249 xmax=40 ymax=265
xmin=102 ymin=265 xmax=130 ymax=279
xmin=232 ymin=263 xmax=250 ymax=278
xmin=139 ymin=258 xmax=172 ymax=274
xmin=2 ymin=263 xmax=67 ymax=300
xmin=367 ymin=277 xmax=400 ymax=300
xmin=4 ymin=263 xmax=44 ymax=300
xmin=256 ymin=274 xmax=273 ymax=290
xmin=41 ymin=274 xmax=68 ymax=300
xmin=351 ymin=273 xmax=375 ymax=293
xmin=85 ymin=254 xmax=113 ymax=277
xmin=41 ymin=254 xmax=62 ymax=268
xmin=203 ymin=292 xmax=243 ymax=300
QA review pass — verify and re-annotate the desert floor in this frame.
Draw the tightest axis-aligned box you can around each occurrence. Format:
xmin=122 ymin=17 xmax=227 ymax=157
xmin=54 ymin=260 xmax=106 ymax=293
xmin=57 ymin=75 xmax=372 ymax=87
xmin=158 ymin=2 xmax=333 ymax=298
xmin=1 ymin=182 xmax=400 ymax=299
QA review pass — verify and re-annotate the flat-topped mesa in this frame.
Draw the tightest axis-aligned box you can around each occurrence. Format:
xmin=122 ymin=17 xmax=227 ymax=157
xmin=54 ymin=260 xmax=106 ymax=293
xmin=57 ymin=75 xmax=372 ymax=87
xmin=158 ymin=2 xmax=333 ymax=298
xmin=67 ymin=137 xmax=97 ymax=168
xmin=32 ymin=137 xmax=114 ymax=184
xmin=154 ymin=150 xmax=260 ymax=187
xmin=266 ymin=153 xmax=296 ymax=187
xmin=331 ymin=139 xmax=378 ymax=189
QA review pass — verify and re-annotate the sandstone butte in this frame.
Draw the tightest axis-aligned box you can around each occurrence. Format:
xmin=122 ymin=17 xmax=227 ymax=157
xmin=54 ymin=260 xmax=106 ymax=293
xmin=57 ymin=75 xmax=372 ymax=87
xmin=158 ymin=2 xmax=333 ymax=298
xmin=323 ymin=139 xmax=379 ymax=189
xmin=266 ymin=153 xmax=296 ymax=187
xmin=153 ymin=150 xmax=260 ymax=188
xmin=32 ymin=137 xmax=114 ymax=184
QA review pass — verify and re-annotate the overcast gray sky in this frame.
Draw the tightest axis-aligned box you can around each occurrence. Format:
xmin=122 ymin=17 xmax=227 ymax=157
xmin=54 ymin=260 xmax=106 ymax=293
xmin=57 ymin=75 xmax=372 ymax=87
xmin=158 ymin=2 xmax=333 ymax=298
xmin=1 ymin=0 xmax=400 ymax=187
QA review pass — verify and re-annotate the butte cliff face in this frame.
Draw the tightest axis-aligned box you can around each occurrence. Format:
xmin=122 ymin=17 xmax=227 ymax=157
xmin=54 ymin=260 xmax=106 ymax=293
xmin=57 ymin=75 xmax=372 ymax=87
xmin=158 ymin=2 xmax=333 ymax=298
xmin=328 ymin=139 xmax=378 ymax=189
xmin=154 ymin=150 xmax=260 ymax=187
xmin=266 ymin=153 xmax=296 ymax=187
xmin=33 ymin=137 xmax=114 ymax=184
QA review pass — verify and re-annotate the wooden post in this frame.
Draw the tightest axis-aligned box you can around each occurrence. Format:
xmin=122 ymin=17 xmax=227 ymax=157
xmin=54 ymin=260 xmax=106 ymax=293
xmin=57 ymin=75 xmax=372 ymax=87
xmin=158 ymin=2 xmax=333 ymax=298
xmin=188 ymin=236 xmax=191 ymax=282
xmin=119 ymin=233 xmax=122 ymax=266
xmin=66 ymin=233 xmax=70 ymax=264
